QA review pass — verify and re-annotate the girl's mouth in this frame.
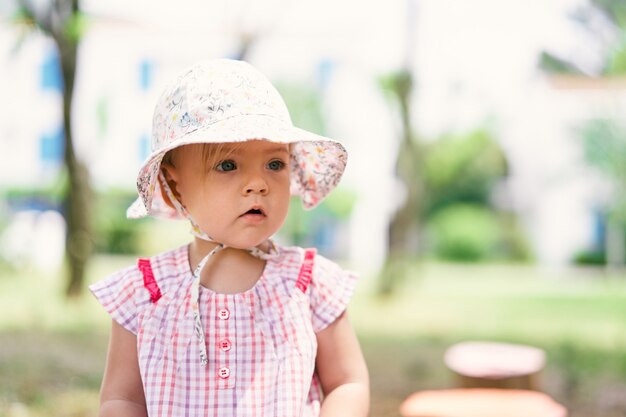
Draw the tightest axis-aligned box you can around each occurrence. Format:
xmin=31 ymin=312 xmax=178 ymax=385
xmin=240 ymin=206 xmax=266 ymax=220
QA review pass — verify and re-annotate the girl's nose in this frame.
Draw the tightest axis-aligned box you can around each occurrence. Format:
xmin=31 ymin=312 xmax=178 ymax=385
xmin=243 ymin=174 xmax=268 ymax=195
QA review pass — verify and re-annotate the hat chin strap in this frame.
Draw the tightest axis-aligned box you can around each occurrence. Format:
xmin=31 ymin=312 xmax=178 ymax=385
xmin=158 ymin=171 xmax=276 ymax=366
xmin=157 ymin=172 xmax=216 ymax=241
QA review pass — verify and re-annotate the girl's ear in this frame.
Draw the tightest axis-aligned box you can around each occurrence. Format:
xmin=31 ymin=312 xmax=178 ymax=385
xmin=159 ymin=163 xmax=182 ymax=209
xmin=160 ymin=161 xmax=179 ymax=182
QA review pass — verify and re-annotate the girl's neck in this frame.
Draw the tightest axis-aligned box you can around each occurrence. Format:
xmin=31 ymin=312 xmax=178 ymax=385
xmin=188 ymin=238 xmax=268 ymax=294
xmin=189 ymin=238 xmax=223 ymax=260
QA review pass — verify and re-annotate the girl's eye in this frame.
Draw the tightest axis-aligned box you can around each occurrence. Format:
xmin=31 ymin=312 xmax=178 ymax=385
xmin=267 ymin=159 xmax=285 ymax=171
xmin=216 ymin=160 xmax=237 ymax=172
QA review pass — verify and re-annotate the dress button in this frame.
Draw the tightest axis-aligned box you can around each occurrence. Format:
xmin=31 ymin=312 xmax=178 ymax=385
xmin=219 ymin=339 xmax=232 ymax=352
xmin=218 ymin=367 xmax=230 ymax=379
xmin=218 ymin=308 xmax=230 ymax=320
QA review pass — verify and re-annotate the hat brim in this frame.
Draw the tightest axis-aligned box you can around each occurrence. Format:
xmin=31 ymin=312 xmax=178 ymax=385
xmin=127 ymin=114 xmax=347 ymax=220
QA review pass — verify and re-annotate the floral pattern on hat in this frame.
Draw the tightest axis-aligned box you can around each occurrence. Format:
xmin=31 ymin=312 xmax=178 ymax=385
xmin=128 ymin=59 xmax=347 ymax=220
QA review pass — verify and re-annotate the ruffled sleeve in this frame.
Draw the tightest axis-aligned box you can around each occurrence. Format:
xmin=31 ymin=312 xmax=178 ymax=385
xmin=307 ymin=253 xmax=359 ymax=333
xmin=89 ymin=264 xmax=150 ymax=335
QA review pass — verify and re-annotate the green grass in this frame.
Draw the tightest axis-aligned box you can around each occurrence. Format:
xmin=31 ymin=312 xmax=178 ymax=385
xmin=349 ymin=262 xmax=626 ymax=417
xmin=1 ymin=256 xmax=626 ymax=416
xmin=351 ymin=262 xmax=626 ymax=350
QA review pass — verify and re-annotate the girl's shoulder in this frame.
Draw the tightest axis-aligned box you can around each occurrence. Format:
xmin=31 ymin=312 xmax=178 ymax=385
xmin=270 ymin=244 xmax=357 ymax=290
xmin=88 ymin=244 xmax=190 ymax=334
xmin=90 ymin=245 xmax=189 ymax=304
xmin=268 ymin=244 xmax=312 ymax=281
xmin=271 ymin=244 xmax=359 ymax=333
xmin=140 ymin=244 xmax=191 ymax=294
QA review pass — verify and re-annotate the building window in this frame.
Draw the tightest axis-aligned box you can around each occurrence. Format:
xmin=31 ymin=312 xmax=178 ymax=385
xmin=41 ymin=49 xmax=62 ymax=92
xmin=139 ymin=59 xmax=153 ymax=91
xmin=40 ymin=125 xmax=64 ymax=164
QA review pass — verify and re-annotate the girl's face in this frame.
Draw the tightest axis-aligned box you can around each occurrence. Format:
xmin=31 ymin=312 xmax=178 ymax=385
xmin=163 ymin=140 xmax=291 ymax=249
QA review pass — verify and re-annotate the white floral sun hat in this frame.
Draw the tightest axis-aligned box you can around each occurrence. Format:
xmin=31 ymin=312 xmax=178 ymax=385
xmin=127 ymin=58 xmax=347 ymax=220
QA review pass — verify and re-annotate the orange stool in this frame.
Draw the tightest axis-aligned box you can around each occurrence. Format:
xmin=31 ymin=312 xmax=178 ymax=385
xmin=399 ymin=388 xmax=567 ymax=417
xmin=444 ymin=341 xmax=546 ymax=390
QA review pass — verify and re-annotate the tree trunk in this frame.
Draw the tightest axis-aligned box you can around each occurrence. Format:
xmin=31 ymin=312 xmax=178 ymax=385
xmin=378 ymin=71 xmax=425 ymax=295
xmin=55 ymin=32 xmax=93 ymax=298
xmin=17 ymin=0 xmax=93 ymax=297
xmin=606 ymin=218 xmax=625 ymax=270
xmin=57 ymin=38 xmax=93 ymax=297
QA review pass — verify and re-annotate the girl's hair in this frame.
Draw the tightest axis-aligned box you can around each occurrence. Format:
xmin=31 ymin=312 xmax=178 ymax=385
xmin=159 ymin=142 xmax=244 ymax=209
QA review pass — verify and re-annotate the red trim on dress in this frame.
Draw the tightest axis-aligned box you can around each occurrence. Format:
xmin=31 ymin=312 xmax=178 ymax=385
xmin=295 ymin=249 xmax=316 ymax=293
xmin=138 ymin=258 xmax=162 ymax=303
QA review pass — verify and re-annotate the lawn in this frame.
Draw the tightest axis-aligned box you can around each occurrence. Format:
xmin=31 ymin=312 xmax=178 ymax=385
xmin=0 ymin=254 xmax=625 ymax=417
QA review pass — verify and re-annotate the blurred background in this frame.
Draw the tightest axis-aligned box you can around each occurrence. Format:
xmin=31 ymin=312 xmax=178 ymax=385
xmin=0 ymin=0 xmax=625 ymax=416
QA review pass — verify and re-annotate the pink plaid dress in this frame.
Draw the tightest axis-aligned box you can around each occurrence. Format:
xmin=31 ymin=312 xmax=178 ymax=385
xmin=90 ymin=244 xmax=358 ymax=417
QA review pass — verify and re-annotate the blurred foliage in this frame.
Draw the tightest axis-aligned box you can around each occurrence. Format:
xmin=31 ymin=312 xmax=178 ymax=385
xmin=581 ymin=120 xmax=626 ymax=178
xmin=539 ymin=0 xmax=626 ymax=266
xmin=426 ymin=204 xmax=529 ymax=262
xmin=427 ymin=204 xmax=500 ymax=262
xmin=423 ymin=128 xmax=508 ymax=216
xmin=281 ymin=187 xmax=357 ymax=253
xmin=2 ymin=190 xmax=62 ymax=212
xmin=592 ymin=0 xmax=626 ymax=28
xmin=573 ymin=249 xmax=607 ymax=266
xmin=2 ymin=173 xmax=66 ymax=210
xmin=579 ymin=119 xmax=626 ymax=267
xmin=538 ymin=52 xmax=585 ymax=75
xmin=540 ymin=0 xmax=626 ymax=76
xmin=61 ymin=11 xmax=87 ymax=44
xmin=274 ymin=81 xmax=326 ymax=137
xmin=282 ymin=198 xmax=312 ymax=246
xmin=322 ymin=187 xmax=358 ymax=219
xmin=580 ymin=119 xmax=626 ymax=223
xmin=606 ymin=38 xmax=626 ymax=75
xmin=418 ymin=128 xmax=529 ymax=262
xmin=92 ymin=189 xmax=146 ymax=255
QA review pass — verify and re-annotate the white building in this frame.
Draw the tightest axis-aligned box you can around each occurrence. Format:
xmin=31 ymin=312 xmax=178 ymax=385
xmin=0 ymin=0 xmax=620 ymax=274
